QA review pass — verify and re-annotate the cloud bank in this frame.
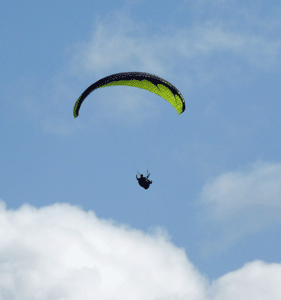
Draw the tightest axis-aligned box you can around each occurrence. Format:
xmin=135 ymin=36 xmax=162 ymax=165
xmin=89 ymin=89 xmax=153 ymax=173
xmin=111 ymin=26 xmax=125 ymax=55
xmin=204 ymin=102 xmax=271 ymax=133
xmin=0 ymin=202 xmax=206 ymax=300
xmin=0 ymin=201 xmax=280 ymax=299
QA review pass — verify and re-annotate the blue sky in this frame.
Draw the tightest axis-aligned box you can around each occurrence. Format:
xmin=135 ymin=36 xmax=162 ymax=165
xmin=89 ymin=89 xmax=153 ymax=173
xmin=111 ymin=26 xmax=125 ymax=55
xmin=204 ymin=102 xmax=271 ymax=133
xmin=1 ymin=0 xmax=281 ymax=298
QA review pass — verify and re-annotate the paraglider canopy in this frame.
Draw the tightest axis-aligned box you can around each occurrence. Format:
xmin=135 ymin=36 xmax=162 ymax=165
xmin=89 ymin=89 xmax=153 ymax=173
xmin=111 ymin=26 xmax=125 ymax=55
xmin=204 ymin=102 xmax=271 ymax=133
xmin=73 ymin=72 xmax=185 ymax=117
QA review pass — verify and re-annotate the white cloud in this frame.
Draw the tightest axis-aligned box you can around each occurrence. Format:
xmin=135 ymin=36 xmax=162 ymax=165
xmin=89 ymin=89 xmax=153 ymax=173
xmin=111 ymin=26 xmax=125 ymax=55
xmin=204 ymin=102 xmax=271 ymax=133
xmin=0 ymin=202 xmax=207 ymax=300
xmin=200 ymin=161 xmax=281 ymax=220
xmin=1 ymin=201 xmax=281 ymax=299
xmin=67 ymin=11 xmax=281 ymax=124
xmin=172 ymin=25 xmax=281 ymax=70
xmin=198 ymin=161 xmax=281 ymax=252
xmin=72 ymin=11 xmax=281 ymax=79
xmin=30 ymin=4 xmax=281 ymax=132
xmin=71 ymin=13 xmax=168 ymax=77
xmin=210 ymin=260 xmax=281 ymax=300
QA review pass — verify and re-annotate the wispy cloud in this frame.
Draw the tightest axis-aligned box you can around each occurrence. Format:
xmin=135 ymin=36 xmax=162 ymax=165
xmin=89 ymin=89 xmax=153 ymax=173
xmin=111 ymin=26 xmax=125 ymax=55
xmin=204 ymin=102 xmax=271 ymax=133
xmin=72 ymin=9 xmax=281 ymax=79
xmin=172 ymin=25 xmax=281 ymax=70
xmin=12 ymin=1 xmax=281 ymax=133
xmin=67 ymin=9 xmax=281 ymax=124
xmin=71 ymin=13 xmax=169 ymax=77
xmin=198 ymin=161 xmax=281 ymax=252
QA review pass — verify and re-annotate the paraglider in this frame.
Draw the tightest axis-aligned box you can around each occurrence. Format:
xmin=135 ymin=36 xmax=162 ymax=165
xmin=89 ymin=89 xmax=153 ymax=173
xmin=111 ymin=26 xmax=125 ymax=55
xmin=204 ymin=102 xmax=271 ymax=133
xmin=73 ymin=72 xmax=185 ymax=191
xmin=73 ymin=72 xmax=185 ymax=117
xmin=136 ymin=171 xmax=153 ymax=190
